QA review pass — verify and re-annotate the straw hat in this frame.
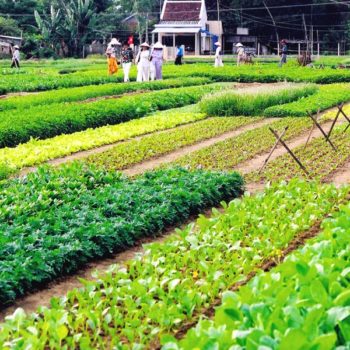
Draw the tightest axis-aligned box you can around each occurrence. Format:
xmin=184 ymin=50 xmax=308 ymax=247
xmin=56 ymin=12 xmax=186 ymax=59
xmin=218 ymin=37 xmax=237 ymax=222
xmin=235 ymin=43 xmax=243 ymax=47
xmin=140 ymin=42 xmax=150 ymax=48
xmin=154 ymin=41 xmax=163 ymax=49
xmin=110 ymin=38 xmax=121 ymax=45
xmin=214 ymin=41 xmax=221 ymax=46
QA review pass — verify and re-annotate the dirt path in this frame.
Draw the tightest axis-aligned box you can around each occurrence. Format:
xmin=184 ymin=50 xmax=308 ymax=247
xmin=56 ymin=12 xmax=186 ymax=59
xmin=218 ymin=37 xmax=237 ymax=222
xmin=325 ymin=156 xmax=350 ymax=186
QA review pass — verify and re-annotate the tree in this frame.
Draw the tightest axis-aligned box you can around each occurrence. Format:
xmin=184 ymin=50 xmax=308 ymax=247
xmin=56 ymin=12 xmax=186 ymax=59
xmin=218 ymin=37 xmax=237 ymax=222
xmin=0 ymin=16 xmax=21 ymax=36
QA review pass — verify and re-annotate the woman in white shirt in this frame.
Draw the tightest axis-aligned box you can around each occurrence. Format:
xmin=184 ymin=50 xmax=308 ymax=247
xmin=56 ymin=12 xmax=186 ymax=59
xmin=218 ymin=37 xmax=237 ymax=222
xmin=136 ymin=42 xmax=151 ymax=82
xmin=11 ymin=45 xmax=20 ymax=69
xmin=236 ymin=43 xmax=245 ymax=66
xmin=214 ymin=42 xmax=223 ymax=67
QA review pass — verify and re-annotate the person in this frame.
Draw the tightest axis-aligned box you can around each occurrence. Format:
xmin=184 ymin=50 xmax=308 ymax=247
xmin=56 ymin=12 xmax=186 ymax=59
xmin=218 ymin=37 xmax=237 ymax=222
xmin=149 ymin=43 xmax=156 ymax=81
xmin=175 ymin=45 xmax=183 ymax=65
xmin=236 ymin=43 xmax=245 ymax=66
xmin=106 ymin=38 xmax=120 ymax=76
xmin=150 ymin=42 xmax=165 ymax=80
xmin=135 ymin=42 xmax=151 ymax=82
xmin=121 ymin=41 xmax=134 ymax=82
xmin=214 ymin=41 xmax=223 ymax=67
xmin=11 ymin=45 xmax=20 ymax=69
xmin=279 ymin=39 xmax=288 ymax=67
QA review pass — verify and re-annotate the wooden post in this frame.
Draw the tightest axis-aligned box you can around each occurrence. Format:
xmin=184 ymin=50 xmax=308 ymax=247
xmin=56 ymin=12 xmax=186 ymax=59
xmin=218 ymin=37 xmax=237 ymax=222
xmin=307 ymin=112 xmax=337 ymax=151
xmin=259 ymin=127 xmax=288 ymax=174
xmin=317 ymin=43 xmax=320 ymax=59
xmin=338 ymin=43 xmax=341 ymax=56
xmin=327 ymin=104 xmax=343 ymax=138
xmin=173 ymin=33 xmax=176 ymax=59
xmin=270 ymin=128 xmax=310 ymax=176
xmin=258 ymin=42 xmax=260 ymax=57
xmin=298 ymin=43 xmax=301 ymax=56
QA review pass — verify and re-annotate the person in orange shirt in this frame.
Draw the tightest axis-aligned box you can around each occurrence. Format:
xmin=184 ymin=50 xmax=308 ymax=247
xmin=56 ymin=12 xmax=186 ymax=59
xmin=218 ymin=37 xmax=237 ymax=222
xmin=106 ymin=38 xmax=120 ymax=76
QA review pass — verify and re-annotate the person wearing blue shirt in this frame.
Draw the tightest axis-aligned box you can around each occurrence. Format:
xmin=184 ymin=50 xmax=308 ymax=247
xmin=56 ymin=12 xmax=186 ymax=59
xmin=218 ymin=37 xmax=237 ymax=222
xmin=175 ymin=45 xmax=183 ymax=65
xmin=279 ymin=39 xmax=288 ymax=67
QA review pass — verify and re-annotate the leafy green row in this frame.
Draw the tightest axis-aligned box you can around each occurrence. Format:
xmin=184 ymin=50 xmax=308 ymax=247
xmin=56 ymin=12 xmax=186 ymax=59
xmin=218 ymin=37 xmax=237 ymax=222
xmin=0 ymin=77 xmax=210 ymax=111
xmin=200 ymin=84 xmax=318 ymax=116
xmin=0 ymin=84 xmax=222 ymax=148
xmin=170 ymin=117 xmax=315 ymax=171
xmin=0 ymin=165 xmax=243 ymax=305
xmin=264 ymin=83 xmax=350 ymax=117
xmin=174 ymin=64 xmax=350 ymax=84
xmin=170 ymin=196 xmax=350 ymax=350
xmin=0 ymin=68 xmax=128 ymax=94
xmin=0 ymin=105 xmax=206 ymax=178
xmin=248 ymin=127 xmax=350 ymax=183
xmin=83 ymin=116 xmax=260 ymax=171
xmin=0 ymin=180 xmax=347 ymax=349
xmin=3 ymin=63 xmax=350 ymax=94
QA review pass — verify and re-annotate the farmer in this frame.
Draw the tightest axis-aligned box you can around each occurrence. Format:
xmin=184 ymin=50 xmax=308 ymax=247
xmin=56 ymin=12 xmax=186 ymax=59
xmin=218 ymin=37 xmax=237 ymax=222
xmin=106 ymin=38 xmax=120 ymax=76
xmin=121 ymin=41 xmax=134 ymax=82
xmin=175 ymin=45 xmax=183 ymax=65
xmin=11 ymin=45 xmax=20 ymax=69
xmin=279 ymin=39 xmax=288 ymax=67
xmin=236 ymin=43 xmax=245 ymax=66
xmin=150 ymin=42 xmax=165 ymax=80
xmin=214 ymin=41 xmax=223 ymax=67
xmin=136 ymin=42 xmax=151 ymax=82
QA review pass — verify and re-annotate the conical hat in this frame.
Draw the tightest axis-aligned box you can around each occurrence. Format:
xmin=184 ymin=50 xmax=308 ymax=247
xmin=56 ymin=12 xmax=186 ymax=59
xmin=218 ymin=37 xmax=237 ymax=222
xmin=140 ymin=42 xmax=150 ymax=47
xmin=154 ymin=41 xmax=163 ymax=49
xmin=214 ymin=41 xmax=221 ymax=46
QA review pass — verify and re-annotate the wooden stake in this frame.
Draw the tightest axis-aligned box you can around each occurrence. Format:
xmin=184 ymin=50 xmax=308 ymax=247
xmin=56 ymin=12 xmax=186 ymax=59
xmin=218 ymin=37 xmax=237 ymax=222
xmin=259 ymin=127 xmax=288 ymax=174
xmin=270 ymin=128 xmax=310 ymax=176
xmin=304 ymin=110 xmax=320 ymax=150
xmin=307 ymin=112 xmax=337 ymax=151
xmin=337 ymin=105 xmax=350 ymax=133
xmin=327 ymin=103 xmax=343 ymax=138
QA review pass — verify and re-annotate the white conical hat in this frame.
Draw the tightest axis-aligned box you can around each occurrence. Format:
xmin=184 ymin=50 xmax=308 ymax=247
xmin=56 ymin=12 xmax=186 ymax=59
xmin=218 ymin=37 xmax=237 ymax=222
xmin=110 ymin=38 xmax=121 ymax=45
xmin=214 ymin=41 xmax=221 ymax=46
xmin=236 ymin=43 xmax=243 ymax=47
xmin=154 ymin=41 xmax=163 ymax=49
xmin=140 ymin=42 xmax=150 ymax=47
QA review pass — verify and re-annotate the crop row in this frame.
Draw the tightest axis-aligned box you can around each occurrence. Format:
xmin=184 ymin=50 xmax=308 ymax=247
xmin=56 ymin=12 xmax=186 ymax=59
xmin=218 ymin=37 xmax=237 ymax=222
xmin=0 ymin=105 xmax=206 ymax=178
xmin=0 ymin=77 xmax=210 ymax=112
xmin=0 ymin=180 xmax=347 ymax=348
xmin=0 ymin=68 xmax=127 ymax=94
xmin=3 ymin=63 xmax=350 ymax=94
xmin=248 ymin=127 xmax=350 ymax=183
xmin=264 ymin=83 xmax=350 ymax=117
xmin=0 ymin=84 xmax=222 ymax=148
xmin=170 ymin=117 xmax=315 ymax=171
xmin=171 ymin=197 xmax=350 ymax=349
xmin=200 ymin=83 xmax=318 ymax=116
xmin=83 ymin=116 xmax=260 ymax=171
xmin=175 ymin=64 xmax=350 ymax=84
xmin=0 ymin=165 xmax=243 ymax=304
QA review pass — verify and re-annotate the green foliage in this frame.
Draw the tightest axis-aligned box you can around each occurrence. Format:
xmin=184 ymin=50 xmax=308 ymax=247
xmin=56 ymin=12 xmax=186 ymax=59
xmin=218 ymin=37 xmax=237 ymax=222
xmin=0 ymin=84 xmax=221 ymax=148
xmin=84 ymin=116 xmax=258 ymax=170
xmin=0 ymin=16 xmax=21 ymax=37
xmin=172 ymin=117 xmax=316 ymax=170
xmin=0 ymin=180 xmax=347 ymax=348
xmin=0 ymin=105 xmax=205 ymax=173
xmin=172 ymin=196 xmax=350 ymax=349
xmin=199 ymin=84 xmax=318 ymax=116
xmin=0 ymin=164 xmax=244 ymax=304
xmin=248 ymin=127 xmax=350 ymax=182
xmin=0 ymin=77 xmax=210 ymax=111
xmin=264 ymin=83 xmax=350 ymax=117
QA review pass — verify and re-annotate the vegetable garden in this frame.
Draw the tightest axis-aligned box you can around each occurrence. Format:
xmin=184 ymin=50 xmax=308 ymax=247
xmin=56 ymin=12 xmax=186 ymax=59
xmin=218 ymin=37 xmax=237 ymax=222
xmin=0 ymin=58 xmax=350 ymax=349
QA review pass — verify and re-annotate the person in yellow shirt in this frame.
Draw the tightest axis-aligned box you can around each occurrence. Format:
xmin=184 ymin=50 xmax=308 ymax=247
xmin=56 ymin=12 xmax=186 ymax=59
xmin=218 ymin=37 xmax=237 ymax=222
xmin=106 ymin=38 xmax=120 ymax=76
